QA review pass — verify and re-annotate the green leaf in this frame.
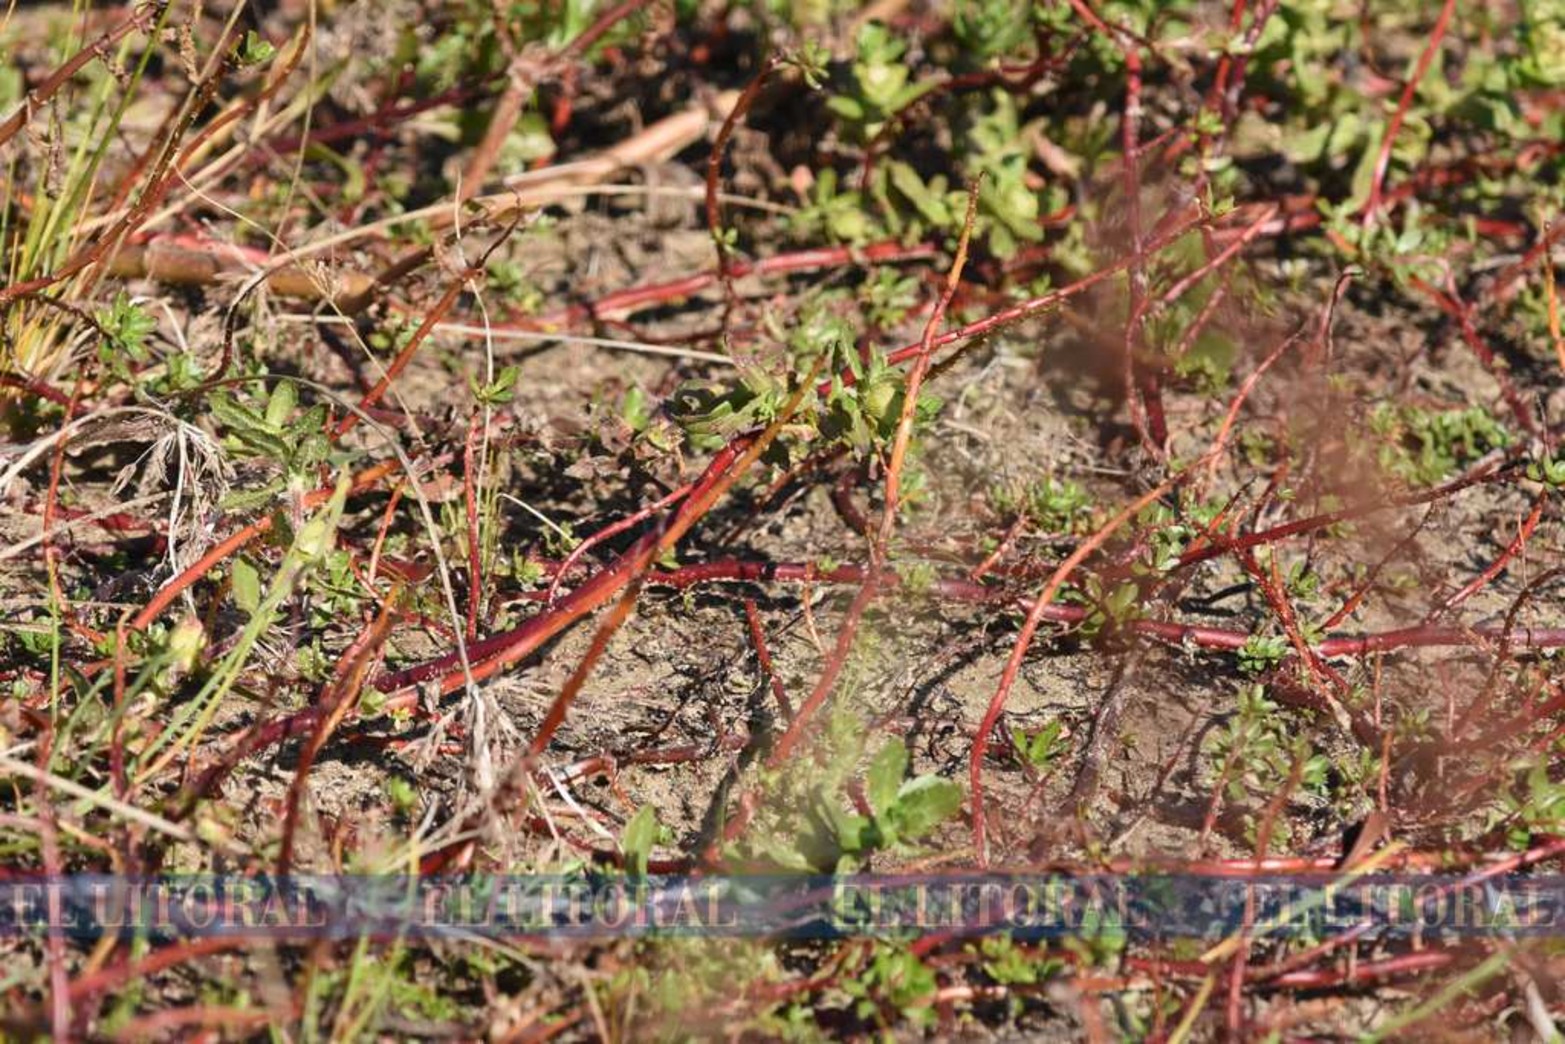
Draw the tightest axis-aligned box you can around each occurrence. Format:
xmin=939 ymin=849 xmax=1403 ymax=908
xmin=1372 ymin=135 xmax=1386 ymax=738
xmin=97 ymin=292 xmax=158 ymax=361
xmin=866 ymin=740 xmax=908 ymax=815
xmin=231 ymin=557 xmax=262 ymax=616
xmin=622 ymin=805 xmax=657 ymax=877
xmin=208 ymin=392 xmax=266 ymax=434
xmin=815 ymin=797 xmax=872 ymax=856
xmin=240 ymin=29 xmax=276 ymax=65
xmin=265 ymin=382 xmax=297 ymax=429
xmin=888 ymin=161 xmax=951 ymax=226
xmin=889 ymin=775 xmax=963 ymax=840
xmin=293 ymin=476 xmax=350 ymax=561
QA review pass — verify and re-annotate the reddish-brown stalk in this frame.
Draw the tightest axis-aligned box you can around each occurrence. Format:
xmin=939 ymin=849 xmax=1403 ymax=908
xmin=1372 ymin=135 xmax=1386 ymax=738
xmin=127 ymin=458 xmax=401 ymax=632
xmin=0 ymin=26 xmax=243 ymax=306
xmin=462 ymin=417 xmax=484 ymax=641
xmin=545 ymin=480 xmax=695 ymax=605
xmin=1544 ymin=221 xmax=1565 ymax=375
xmin=401 ymin=361 xmax=823 ymax=699
xmin=1430 ymin=493 xmax=1545 ymax=617
xmin=1360 ymin=0 xmax=1457 ymax=225
xmin=745 ymin=598 xmax=793 ymax=720
xmin=275 ymin=592 xmax=399 ymax=874
xmin=528 ymin=240 xmax=938 ymax=328
xmin=0 ymin=4 xmax=162 ymax=148
xmin=705 ymin=54 xmax=780 ymax=330
xmin=767 ymin=183 xmax=980 ymax=767
xmin=969 ymin=476 xmax=1177 ymax=862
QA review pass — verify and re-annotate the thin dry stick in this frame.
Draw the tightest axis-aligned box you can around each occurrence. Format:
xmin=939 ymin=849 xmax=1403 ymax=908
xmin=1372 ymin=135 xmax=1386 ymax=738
xmin=745 ymin=599 xmax=793 ymax=720
xmin=1432 ymin=493 xmax=1544 ymax=616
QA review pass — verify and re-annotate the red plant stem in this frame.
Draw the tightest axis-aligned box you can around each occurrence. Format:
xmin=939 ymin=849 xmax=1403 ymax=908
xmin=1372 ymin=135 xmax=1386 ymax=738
xmin=1175 ymin=456 xmax=1514 ymax=571
xmin=706 ymin=55 xmax=779 ymax=325
xmin=1410 ymin=276 xmax=1541 ymax=437
xmin=127 ymin=458 xmax=401 ymax=631
xmin=389 ymin=363 xmax=821 ymax=698
xmin=1201 ymin=325 xmax=1298 ymax=481
xmin=531 ymin=240 xmax=938 ymax=327
xmin=1483 ymin=219 xmax=1565 ymax=312
xmin=374 ymin=437 xmax=752 ymax=692
xmin=765 ymin=578 xmax=880 ymax=768
xmin=882 ymin=204 xmax=1207 ymax=371
xmin=276 ymin=594 xmax=397 ymax=874
xmin=881 ymin=184 xmax=979 ymax=548
xmin=0 ymin=372 xmax=73 ymax=405
xmin=321 ymin=206 xmax=515 ymax=421
xmin=1545 ymin=221 xmax=1565 ymax=377
xmin=333 ymin=274 xmax=471 ymax=438
xmin=385 ymin=552 xmax=1565 ymax=704
xmin=417 ymin=385 xmax=818 ymax=874
xmin=264 ymin=83 xmax=485 ymax=155
xmin=462 ymin=0 xmax=647 ymax=201
xmin=1249 ymin=839 xmax=1565 ymax=986
xmin=1063 ymin=0 xmax=1123 ymax=40
xmin=970 ymin=515 xmax=1029 ymax=582
xmin=767 ymin=188 xmax=980 ymax=767
xmin=1167 ymin=275 xmax=1232 ymax=370
xmin=970 ymin=477 xmax=1178 ymax=863
xmin=1119 ymin=44 xmax=1166 ymax=453
xmin=171 ymin=691 xmax=410 ymax=821
xmin=105 ymin=1006 xmax=281 ymax=1040
xmin=1361 ymin=0 xmax=1457 ymax=224
xmin=463 ymin=417 xmax=484 ymax=642
xmin=1239 ymin=547 xmax=1329 ymax=690
xmin=744 ymin=599 xmax=792 ymax=720
xmin=1268 ymin=949 xmax=1455 ymax=990
xmin=1319 ymin=508 xmax=1432 ymax=630
xmin=1146 ymin=204 xmax=1277 ymax=317
xmin=546 ymin=481 xmax=695 ymax=604
xmin=110 ymin=621 xmax=130 ymax=804
xmin=1456 ymin=566 xmax=1565 ymax=737
xmin=1210 ymin=0 xmax=1249 ymax=107
xmin=528 ymin=577 xmax=644 ymax=759
xmin=0 ymin=3 xmax=161 ymax=148
xmin=559 ymin=0 xmax=648 ymax=59
xmin=66 ymin=937 xmax=246 ymax=1007
xmin=1431 ymin=493 xmax=1545 ymax=617
xmin=366 ymin=479 xmax=409 ymax=586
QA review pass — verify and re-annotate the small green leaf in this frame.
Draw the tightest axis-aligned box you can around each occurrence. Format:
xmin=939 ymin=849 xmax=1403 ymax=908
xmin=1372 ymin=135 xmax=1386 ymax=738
xmin=866 ymin=740 xmax=908 ymax=815
xmin=241 ymin=29 xmax=276 ymax=65
xmin=622 ymin=805 xmax=657 ymax=877
xmin=889 ymin=775 xmax=963 ymax=840
xmin=265 ymin=382 xmax=297 ymax=429
xmin=231 ymin=557 xmax=262 ymax=615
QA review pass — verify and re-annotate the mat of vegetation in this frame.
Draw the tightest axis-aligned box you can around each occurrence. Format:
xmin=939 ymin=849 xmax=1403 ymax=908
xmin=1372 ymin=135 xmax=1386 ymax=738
xmin=4 ymin=0 xmax=1565 ymax=1039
